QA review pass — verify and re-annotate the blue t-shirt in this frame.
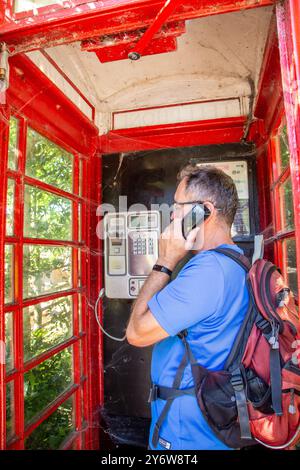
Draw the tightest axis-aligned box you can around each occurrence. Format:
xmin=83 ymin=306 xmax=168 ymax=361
xmin=147 ymin=244 xmax=249 ymax=450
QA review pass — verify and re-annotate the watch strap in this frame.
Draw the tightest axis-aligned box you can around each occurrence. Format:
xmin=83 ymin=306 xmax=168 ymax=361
xmin=152 ymin=264 xmax=172 ymax=276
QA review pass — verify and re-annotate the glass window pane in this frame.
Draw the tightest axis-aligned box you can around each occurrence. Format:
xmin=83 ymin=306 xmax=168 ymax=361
xmin=5 ymin=313 xmax=14 ymax=372
xmin=6 ymin=179 xmax=15 ymax=236
xmin=23 ymin=297 xmax=73 ymax=362
xmin=23 ymin=245 xmax=72 ymax=299
xmin=5 ymin=244 xmax=14 ymax=304
xmin=24 ymin=185 xmax=72 ymax=240
xmin=280 ymin=178 xmax=294 ymax=231
xmin=8 ymin=117 xmax=19 ymax=171
xmin=26 ymin=127 xmax=73 ymax=193
xmin=6 ymin=381 xmax=14 ymax=441
xmin=284 ymin=238 xmax=298 ymax=296
xmin=25 ymin=396 xmax=74 ymax=450
xmin=279 ymin=124 xmax=290 ymax=172
xmin=24 ymin=347 xmax=73 ymax=423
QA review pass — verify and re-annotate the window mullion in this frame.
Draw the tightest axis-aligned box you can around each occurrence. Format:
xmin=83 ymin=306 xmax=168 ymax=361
xmin=14 ymin=116 xmax=27 ymax=449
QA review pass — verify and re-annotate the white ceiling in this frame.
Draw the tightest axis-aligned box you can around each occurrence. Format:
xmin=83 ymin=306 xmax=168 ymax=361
xmin=30 ymin=5 xmax=273 ymax=130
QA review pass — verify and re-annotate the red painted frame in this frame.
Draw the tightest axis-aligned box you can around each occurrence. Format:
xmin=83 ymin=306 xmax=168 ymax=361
xmin=0 ymin=106 xmax=10 ymax=450
xmin=99 ymin=116 xmax=253 ymax=153
xmin=1 ymin=0 xmax=300 ymax=452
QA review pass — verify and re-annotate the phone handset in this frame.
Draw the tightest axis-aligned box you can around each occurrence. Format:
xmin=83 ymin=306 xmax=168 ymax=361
xmin=181 ymin=204 xmax=211 ymax=240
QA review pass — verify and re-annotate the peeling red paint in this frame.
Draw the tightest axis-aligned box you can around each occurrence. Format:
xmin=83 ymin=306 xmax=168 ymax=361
xmin=0 ymin=0 xmax=273 ymax=55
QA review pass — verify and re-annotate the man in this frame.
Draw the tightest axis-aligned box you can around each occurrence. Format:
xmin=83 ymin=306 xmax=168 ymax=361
xmin=126 ymin=164 xmax=249 ymax=450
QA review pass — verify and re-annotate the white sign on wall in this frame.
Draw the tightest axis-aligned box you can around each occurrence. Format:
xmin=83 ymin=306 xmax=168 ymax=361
xmin=197 ymin=160 xmax=250 ymax=237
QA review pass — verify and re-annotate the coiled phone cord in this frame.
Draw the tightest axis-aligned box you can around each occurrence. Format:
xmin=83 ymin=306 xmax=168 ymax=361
xmin=94 ymin=288 xmax=126 ymax=342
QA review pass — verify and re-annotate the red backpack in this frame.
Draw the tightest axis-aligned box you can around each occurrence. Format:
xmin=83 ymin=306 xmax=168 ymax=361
xmin=150 ymin=247 xmax=300 ymax=449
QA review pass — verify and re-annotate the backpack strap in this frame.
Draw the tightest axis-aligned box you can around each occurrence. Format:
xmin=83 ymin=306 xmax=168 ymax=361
xmin=151 ymin=331 xmax=196 ymax=448
xmin=212 ymin=247 xmax=252 ymax=271
xmin=215 ymin=248 xmax=283 ymax=416
xmin=213 ymin=247 xmax=253 ymax=439
xmin=230 ymin=367 xmax=252 ymax=440
xmin=151 ymin=331 xmax=208 ymax=448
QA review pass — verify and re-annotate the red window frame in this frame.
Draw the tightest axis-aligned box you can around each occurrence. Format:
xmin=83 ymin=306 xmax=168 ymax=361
xmin=0 ymin=53 xmax=101 ymax=451
xmin=268 ymin=112 xmax=298 ymax=300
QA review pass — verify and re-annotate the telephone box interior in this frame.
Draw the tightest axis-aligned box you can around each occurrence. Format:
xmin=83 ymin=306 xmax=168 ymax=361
xmin=0 ymin=0 xmax=299 ymax=451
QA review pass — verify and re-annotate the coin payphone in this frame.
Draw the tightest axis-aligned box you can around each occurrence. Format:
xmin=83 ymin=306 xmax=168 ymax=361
xmin=104 ymin=211 xmax=160 ymax=298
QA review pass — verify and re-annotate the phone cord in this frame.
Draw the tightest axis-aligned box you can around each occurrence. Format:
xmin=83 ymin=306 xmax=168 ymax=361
xmin=94 ymin=288 xmax=126 ymax=342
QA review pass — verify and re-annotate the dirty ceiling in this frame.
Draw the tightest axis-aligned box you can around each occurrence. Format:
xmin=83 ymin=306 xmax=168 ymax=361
xmin=27 ymin=5 xmax=273 ymax=128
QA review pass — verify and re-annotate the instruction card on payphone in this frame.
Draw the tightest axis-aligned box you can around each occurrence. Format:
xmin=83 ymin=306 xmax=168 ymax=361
xmin=104 ymin=211 xmax=160 ymax=299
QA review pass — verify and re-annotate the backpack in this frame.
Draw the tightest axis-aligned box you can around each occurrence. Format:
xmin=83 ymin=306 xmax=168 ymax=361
xmin=149 ymin=247 xmax=300 ymax=449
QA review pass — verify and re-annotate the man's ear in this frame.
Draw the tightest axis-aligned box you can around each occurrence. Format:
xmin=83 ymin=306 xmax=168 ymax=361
xmin=203 ymin=201 xmax=214 ymax=221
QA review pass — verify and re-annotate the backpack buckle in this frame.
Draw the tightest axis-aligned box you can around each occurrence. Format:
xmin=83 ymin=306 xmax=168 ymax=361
xmin=177 ymin=329 xmax=187 ymax=339
xmin=148 ymin=384 xmax=158 ymax=403
xmin=230 ymin=370 xmax=244 ymax=392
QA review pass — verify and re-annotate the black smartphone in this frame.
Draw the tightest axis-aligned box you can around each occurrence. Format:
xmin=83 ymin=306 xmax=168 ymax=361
xmin=181 ymin=204 xmax=205 ymax=240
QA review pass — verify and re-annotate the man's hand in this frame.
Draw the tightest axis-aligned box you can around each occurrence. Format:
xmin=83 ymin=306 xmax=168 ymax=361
xmin=126 ymin=218 xmax=201 ymax=347
xmin=158 ymin=217 xmax=201 ymax=270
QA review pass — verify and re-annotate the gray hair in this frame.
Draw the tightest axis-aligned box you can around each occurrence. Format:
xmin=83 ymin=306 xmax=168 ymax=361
xmin=178 ymin=164 xmax=238 ymax=226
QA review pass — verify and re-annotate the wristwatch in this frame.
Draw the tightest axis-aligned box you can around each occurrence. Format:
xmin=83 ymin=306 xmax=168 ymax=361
xmin=152 ymin=264 xmax=173 ymax=276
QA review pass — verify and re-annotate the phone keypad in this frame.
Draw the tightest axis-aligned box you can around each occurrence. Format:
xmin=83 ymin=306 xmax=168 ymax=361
xmin=132 ymin=233 xmax=155 ymax=255
xmin=133 ymin=235 xmax=147 ymax=255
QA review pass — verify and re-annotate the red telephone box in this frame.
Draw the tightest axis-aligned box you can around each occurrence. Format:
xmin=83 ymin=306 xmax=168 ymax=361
xmin=0 ymin=0 xmax=299 ymax=451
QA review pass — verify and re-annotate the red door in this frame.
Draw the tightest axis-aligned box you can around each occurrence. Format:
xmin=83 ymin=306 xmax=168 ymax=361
xmin=1 ymin=0 xmax=300 ymax=451
xmin=0 ymin=53 xmax=100 ymax=450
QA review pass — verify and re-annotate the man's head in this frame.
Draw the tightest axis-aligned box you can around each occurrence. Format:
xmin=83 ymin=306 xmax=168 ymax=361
xmin=173 ymin=164 xmax=238 ymax=247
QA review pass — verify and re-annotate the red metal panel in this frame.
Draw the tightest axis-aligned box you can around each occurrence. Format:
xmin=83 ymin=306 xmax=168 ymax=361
xmin=0 ymin=0 xmax=273 ymax=54
xmin=82 ymin=20 xmax=185 ymax=51
xmin=276 ymin=0 xmax=300 ymax=299
xmin=256 ymin=143 xmax=273 ymax=235
xmin=95 ymin=36 xmax=178 ymax=62
xmin=99 ymin=116 xmax=250 ymax=153
xmin=82 ymin=20 xmax=185 ymax=62
xmin=254 ymin=15 xmax=284 ymax=138
xmin=85 ymin=150 xmax=103 ymax=449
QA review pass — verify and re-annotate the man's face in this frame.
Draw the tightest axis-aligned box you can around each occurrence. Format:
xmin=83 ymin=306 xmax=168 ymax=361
xmin=172 ymin=178 xmax=198 ymax=221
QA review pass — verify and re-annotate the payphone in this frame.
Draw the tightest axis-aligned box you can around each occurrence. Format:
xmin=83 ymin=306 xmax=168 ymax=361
xmin=104 ymin=211 xmax=160 ymax=298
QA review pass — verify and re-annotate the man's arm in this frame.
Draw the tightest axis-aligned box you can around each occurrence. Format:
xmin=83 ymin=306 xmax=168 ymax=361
xmin=126 ymin=257 xmax=173 ymax=347
xmin=126 ymin=219 xmax=200 ymax=347
xmin=126 ymin=261 xmax=169 ymax=347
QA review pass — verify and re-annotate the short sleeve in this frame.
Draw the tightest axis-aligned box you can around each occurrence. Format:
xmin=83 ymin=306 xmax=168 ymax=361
xmin=148 ymin=253 xmax=224 ymax=336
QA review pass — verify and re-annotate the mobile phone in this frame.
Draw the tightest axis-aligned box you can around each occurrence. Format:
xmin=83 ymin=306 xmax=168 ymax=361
xmin=181 ymin=204 xmax=206 ymax=240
